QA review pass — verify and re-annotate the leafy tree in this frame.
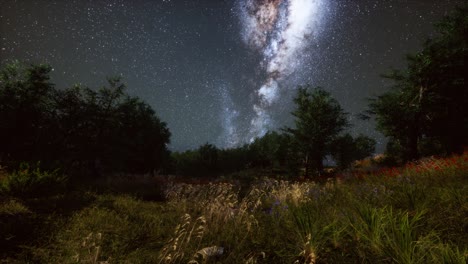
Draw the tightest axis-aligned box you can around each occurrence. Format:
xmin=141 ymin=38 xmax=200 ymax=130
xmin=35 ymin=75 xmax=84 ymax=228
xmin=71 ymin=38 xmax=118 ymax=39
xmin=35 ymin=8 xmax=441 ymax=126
xmin=330 ymin=134 xmax=355 ymax=170
xmin=170 ymin=132 xmax=300 ymax=178
xmin=367 ymin=82 xmax=422 ymax=161
xmin=354 ymin=135 xmax=377 ymax=160
xmin=367 ymin=6 xmax=467 ymax=161
xmin=286 ymin=86 xmax=349 ymax=176
xmin=331 ymin=134 xmax=376 ymax=169
xmin=0 ymin=62 xmax=55 ymax=165
xmin=248 ymin=131 xmax=301 ymax=176
xmin=53 ymin=78 xmax=171 ymax=175
xmin=249 ymin=131 xmax=283 ymax=168
xmin=0 ymin=62 xmax=171 ymax=176
xmin=416 ymin=6 xmax=467 ymax=154
xmin=197 ymin=143 xmax=219 ymax=176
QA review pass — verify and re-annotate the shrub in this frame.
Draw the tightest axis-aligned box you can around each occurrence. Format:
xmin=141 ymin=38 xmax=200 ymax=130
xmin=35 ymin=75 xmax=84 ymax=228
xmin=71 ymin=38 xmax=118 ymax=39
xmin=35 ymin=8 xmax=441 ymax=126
xmin=0 ymin=163 xmax=67 ymax=198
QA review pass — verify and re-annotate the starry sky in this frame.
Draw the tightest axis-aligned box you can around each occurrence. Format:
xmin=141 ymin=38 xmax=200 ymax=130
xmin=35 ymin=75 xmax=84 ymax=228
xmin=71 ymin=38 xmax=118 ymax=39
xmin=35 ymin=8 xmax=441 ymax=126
xmin=0 ymin=0 xmax=464 ymax=152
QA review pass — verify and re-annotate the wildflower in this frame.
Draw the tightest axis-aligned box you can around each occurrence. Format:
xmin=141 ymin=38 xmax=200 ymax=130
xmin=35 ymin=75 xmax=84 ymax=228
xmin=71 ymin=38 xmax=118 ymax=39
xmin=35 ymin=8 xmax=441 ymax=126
xmin=273 ymin=199 xmax=281 ymax=206
xmin=372 ymin=187 xmax=378 ymax=196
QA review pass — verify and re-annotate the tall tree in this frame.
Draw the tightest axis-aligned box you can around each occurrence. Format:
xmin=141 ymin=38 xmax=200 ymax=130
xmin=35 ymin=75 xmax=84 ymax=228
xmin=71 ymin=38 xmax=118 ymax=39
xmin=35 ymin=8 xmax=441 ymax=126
xmin=0 ymin=62 xmax=55 ymax=165
xmin=330 ymin=133 xmax=376 ymax=169
xmin=286 ymin=86 xmax=349 ymax=176
xmin=417 ymin=6 xmax=467 ymax=154
xmin=0 ymin=62 xmax=171 ymax=175
xmin=367 ymin=6 xmax=467 ymax=161
xmin=367 ymin=74 xmax=423 ymax=161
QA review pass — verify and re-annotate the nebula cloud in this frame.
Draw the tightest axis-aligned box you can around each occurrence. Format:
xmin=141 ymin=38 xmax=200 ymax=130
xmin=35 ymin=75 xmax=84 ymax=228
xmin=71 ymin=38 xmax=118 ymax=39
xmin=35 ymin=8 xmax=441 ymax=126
xmin=218 ymin=84 xmax=240 ymax=148
xmin=239 ymin=0 xmax=325 ymax=140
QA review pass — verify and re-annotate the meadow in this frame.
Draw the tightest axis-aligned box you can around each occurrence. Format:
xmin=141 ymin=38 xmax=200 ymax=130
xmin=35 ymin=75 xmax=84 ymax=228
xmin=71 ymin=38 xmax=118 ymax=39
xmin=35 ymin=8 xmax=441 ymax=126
xmin=1 ymin=152 xmax=467 ymax=263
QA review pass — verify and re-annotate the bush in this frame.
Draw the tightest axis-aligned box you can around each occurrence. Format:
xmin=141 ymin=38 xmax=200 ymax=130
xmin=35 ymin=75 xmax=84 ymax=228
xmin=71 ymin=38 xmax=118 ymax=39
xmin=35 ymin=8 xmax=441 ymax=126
xmin=0 ymin=163 xmax=67 ymax=198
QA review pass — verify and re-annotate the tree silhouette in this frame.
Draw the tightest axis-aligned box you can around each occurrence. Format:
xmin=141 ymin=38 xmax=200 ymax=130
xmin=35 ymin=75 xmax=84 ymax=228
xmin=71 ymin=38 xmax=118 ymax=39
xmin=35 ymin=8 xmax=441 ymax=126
xmin=0 ymin=62 xmax=55 ymax=165
xmin=367 ymin=6 xmax=467 ymax=161
xmin=330 ymin=133 xmax=376 ymax=169
xmin=286 ymin=86 xmax=349 ymax=176
xmin=0 ymin=62 xmax=171 ymax=176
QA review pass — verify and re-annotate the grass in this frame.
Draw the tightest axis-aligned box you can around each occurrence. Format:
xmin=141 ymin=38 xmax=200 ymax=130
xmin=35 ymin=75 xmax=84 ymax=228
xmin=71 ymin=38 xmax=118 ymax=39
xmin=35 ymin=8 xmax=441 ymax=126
xmin=0 ymin=151 xmax=467 ymax=263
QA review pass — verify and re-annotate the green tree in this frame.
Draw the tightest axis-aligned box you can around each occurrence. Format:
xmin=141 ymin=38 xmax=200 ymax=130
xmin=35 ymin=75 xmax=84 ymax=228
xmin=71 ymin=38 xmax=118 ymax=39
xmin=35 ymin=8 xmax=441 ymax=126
xmin=286 ymin=86 xmax=349 ymax=177
xmin=416 ymin=6 xmax=467 ymax=154
xmin=0 ymin=62 xmax=171 ymax=175
xmin=0 ymin=62 xmax=55 ymax=166
xmin=53 ymin=78 xmax=171 ymax=175
xmin=171 ymin=144 xmax=220 ymax=178
xmin=249 ymin=131 xmax=283 ymax=168
xmin=247 ymin=131 xmax=301 ymax=176
xmin=367 ymin=80 xmax=422 ymax=161
xmin=367 ymin=6 xmax=467 ymax=161
xmin=197 ymin=143 xmax=219 ymax=176
xmin=331 ymin=134 xmax=376 ymax=169
xmin=354 ymin=135 xmax=376 ymax=160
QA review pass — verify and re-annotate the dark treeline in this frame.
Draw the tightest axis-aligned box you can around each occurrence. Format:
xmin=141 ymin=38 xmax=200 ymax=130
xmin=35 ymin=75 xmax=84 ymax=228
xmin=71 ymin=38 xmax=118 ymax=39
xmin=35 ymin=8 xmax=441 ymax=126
xmin=0 ymin=61 xmax=375 ymax=179
xmin=169 ymin=88 xmax=376 ymax=178
xmin=168 ymin=132 xmax=300 ymax=178
xmin=0 ymin=62 xmax=170 ymax=177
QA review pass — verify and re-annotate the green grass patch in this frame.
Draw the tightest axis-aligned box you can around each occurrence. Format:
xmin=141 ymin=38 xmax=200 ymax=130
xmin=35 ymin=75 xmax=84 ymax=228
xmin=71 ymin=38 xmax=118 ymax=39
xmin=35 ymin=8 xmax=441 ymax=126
xmin=1 ymin=153 xmax=467 ymax=263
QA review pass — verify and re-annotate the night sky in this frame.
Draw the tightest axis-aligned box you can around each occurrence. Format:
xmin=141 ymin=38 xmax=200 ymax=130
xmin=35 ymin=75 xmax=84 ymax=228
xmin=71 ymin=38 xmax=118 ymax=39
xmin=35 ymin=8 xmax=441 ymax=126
xmin=0 ymin=0 xmax=464 ymax=151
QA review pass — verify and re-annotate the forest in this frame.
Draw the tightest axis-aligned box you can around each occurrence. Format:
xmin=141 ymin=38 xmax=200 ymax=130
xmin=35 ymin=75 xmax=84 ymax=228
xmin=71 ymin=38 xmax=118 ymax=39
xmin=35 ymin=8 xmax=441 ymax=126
xmin=0 ymin=6 xmax=467 ymax=264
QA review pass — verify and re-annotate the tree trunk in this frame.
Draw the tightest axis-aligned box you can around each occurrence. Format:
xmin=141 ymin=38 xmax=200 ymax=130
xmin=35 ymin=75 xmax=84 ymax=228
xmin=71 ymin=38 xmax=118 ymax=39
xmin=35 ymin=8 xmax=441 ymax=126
xmin=312 ymin=151 xmax=324 ymax=176
xmin=316 ymin=154 xmax=324 ymax=175
xmin=406 ymin=86 xmax=423 ymax=162
xmin=406 ymin=128 xmax=419 ymax=161
xmin=304 ymin=154 xmax=309 ymax=178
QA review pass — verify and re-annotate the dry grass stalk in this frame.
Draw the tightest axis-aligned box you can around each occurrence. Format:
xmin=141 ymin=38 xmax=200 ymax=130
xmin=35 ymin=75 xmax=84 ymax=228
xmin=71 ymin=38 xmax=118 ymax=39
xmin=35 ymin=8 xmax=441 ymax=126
xmin=244 ymin=251 xmax=266 ymax=264
xmin=159 ymin=214 xmax=206 ymax=264
xmin=295 ymin=234 xmax=317 ymax=264
xmin=72 ymin=232 xmax=110 ymax=264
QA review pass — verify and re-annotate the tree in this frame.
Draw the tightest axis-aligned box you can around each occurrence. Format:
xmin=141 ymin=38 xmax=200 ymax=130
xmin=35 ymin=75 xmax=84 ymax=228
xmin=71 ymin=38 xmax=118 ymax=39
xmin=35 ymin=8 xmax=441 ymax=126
xmin=353 ymin=135 xmax=377 ymax=160
xmin=286 ymin=86 xmax=349 ymax=176
xmin=367 ymin=6 xmax=467 ymax=161
xmin=249 ymin=131 xmax=283 ymax=168
xmin=197 ymin=143 xmax=219 ymax=176
xmin=0 ymin=62 xmax=55 ymax=165
xmin=0 ymin=62 xmax=171 ymax=175
xmin=247 ymin=131 xmax=301 ymax=176
xmin=367 ymin=79 xmax=423 ymax=161
xmin=330 ymin=134 xmax=376 ymax=169
xmin=52 ymin=77 xmax=171 ymax=175
xmin=416 ymin=6 xmax=467 ymax=154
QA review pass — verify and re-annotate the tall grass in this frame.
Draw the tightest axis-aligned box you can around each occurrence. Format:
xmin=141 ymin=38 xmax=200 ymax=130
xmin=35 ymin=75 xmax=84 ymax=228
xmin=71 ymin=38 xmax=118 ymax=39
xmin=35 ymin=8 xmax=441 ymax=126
xmin=1 ymin=152 xmax=467 ymax=263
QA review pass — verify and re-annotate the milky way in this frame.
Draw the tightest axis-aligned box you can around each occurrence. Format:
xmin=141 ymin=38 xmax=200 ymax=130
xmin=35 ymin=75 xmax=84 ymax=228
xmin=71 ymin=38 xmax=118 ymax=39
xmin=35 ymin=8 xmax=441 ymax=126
xmin=239 ymin=0 xmax=326 ymax=140
xmin=1 ymin=0 xmax=463 ymax=151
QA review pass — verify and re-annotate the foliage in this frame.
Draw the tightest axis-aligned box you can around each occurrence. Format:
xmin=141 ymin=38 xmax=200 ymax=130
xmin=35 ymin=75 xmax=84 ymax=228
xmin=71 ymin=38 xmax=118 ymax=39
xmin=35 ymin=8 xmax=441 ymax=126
xmin=248 ymin=131 xmax=301 ymax=175
xmin=52 ymin=79 xmax=171 ymax=175
xmin=286 ymin=86 xmax=349 ymax=176
xmin=0 ymin=62 xmax=55 ymax=165
xmin=171 ymin=132 xmax=301 ymax=178
xmin=0 ymin=62 xmax=171 ymax=175
xmin=0 ymin=163 xmax=67 ymax=198
xmin=171 ymin=144 xmax=221 ymax=178
xmin=330 ymin=134 xmax=376 ymax=169
xmin=2 ymin=152 xmax=467 ymax=263
xmin=367 ymin=6 xmax=468 ymax=162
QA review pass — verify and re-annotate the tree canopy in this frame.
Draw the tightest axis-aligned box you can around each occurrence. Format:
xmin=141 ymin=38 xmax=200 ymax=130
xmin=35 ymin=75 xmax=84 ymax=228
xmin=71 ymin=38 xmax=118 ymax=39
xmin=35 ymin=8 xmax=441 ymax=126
xmin=0 ymin=62 xmax=170 ymax=176
xmin=286 ymin=86 xmax=350 ymax=176
xmin=330 ymin=133 xmax=376 ymax=169
xmin=367 ymin=6 xmax=467 ymax=162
